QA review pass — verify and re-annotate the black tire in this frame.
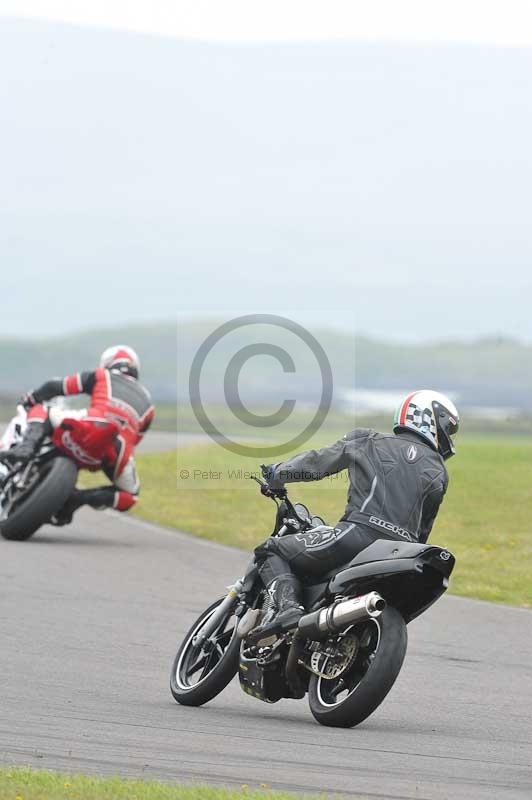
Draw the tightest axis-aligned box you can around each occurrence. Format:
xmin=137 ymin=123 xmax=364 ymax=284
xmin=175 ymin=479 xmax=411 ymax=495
xmin=170 ymin=598 xmax=241 ymax=707
xmin=308 ymin=606 xmax=407 ymax=728
xmin=0 ymin=457 xmax=78 ymax=541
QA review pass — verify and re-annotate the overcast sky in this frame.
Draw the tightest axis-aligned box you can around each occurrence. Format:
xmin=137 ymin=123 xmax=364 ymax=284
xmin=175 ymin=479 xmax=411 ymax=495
xmin=1 ymin=7 xmax=531 ymax=342
xmin=1 ymin=0 xmax=532 ymax=46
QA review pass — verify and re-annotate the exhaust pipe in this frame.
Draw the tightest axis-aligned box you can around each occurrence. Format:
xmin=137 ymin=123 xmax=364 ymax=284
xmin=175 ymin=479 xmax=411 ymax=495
xmin=298 ymin=591 xmax=386 ymax=641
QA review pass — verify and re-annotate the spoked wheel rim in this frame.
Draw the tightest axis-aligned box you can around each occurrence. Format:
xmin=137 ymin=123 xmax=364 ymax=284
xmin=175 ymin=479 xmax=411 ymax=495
xmin=175 ymin=605 xmax=238 ymax=691
xmin=0 ymin=462 xmax=44 ymax=521
xmin=316 ymin=618 xmax=381 ymax=708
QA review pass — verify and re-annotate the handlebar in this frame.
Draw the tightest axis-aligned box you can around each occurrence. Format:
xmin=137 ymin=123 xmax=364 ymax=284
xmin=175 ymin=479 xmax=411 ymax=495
xmin=249 ymin=474 xmax=286 ymax=500
xmin=249 ymin=471 xmax=316 ymax=534
xmin=249 ymin=472 xmax=305 ymax=520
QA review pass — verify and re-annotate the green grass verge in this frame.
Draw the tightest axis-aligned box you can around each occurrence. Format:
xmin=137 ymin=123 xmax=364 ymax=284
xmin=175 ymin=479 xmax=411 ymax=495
xmin=0 ymin=768 xmax=321 ymax=800
xmin=128 ymin=435 xmax=532 ymax=608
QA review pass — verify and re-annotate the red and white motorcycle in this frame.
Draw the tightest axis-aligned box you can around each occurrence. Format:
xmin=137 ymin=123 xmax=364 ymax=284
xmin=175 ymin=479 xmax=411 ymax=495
xmin=0 ymin=403 xmax=118 ymax=541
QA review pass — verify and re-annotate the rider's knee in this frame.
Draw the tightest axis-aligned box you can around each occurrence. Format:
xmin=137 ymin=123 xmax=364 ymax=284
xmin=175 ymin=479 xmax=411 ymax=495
xmin=114 ymin=457 xmax=140 ymax=496
xmin=254 ymin=537 xmax=278 ymax=561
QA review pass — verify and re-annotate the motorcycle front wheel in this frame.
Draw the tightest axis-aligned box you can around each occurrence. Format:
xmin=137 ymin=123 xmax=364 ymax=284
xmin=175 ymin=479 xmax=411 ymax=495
xmin=0 ymin=456 xmax=78 ymax=541
xmin=307 ymin=605 xmax=407 ymax=728
xmin=170 ymin=597 xmax=241 ymax=707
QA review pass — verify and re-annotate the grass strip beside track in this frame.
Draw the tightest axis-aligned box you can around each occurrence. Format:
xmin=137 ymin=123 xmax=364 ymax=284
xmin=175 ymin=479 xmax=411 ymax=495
xmin=0 ymin=769 xmax=324 ymax=800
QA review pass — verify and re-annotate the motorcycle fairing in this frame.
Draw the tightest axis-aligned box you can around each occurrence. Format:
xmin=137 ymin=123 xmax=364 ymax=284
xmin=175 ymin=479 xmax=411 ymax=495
xmin=346 ymin=539 xmax=436 ymax=566
xmin=52 ymin=417 xmax=119 ymax=469
xmin=327 ymin=539 xmax=455 ymax=623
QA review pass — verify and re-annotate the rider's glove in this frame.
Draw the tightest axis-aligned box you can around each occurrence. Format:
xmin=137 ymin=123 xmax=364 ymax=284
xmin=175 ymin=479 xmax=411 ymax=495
xmin=261 ymin=463 xmax=286 ymax=495
xmin=20 ymin=391 xmax=37 ymax=410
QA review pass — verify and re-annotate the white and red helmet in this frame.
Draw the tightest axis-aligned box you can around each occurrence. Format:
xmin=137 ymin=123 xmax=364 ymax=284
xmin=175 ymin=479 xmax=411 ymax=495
xmin=99 ymin=345 xmax=140 ymax=379
xmin=393 ymin=390 xmax=460 ymax=460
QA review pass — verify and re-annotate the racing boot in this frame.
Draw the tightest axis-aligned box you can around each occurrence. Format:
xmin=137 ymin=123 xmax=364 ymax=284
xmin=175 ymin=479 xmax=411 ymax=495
xmin=51 ymin=489 xmax=85 ymax=526
xmin=51 ymin=486 xmax=116 ymax=526
xmin=249 ymin=574 xmax=305 ymax=641
xmin=0 ymin=421 xmax=48 ymax=464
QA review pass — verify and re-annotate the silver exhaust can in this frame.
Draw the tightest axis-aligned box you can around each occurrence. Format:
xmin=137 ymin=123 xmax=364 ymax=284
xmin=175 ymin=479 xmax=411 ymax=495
xmin=298 ymin=591 xmax=386 ymax=641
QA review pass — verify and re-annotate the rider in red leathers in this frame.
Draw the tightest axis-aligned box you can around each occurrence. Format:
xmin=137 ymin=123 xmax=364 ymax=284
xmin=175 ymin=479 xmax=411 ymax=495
xmin=0 ymin=345 xmax=154 ymax=524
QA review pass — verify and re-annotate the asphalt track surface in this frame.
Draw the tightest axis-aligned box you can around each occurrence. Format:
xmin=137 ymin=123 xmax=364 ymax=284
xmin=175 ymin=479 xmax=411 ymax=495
xmin=1 ymin=452 xmax=532 ymax=798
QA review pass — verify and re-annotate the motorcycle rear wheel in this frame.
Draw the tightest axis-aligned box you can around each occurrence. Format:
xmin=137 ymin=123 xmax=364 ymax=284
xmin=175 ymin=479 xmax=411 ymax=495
xmin=170 ymin=597 xmax=240 ymax=707
xmin=0 ymin=456 xmax=78 ymax=541
xmin=307 ymin=605 xmax=407 ymax=728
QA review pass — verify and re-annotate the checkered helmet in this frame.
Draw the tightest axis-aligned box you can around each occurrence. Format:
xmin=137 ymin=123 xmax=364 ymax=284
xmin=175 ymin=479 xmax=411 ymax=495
xmin=393 ymin=390 xmax=460 ymax=460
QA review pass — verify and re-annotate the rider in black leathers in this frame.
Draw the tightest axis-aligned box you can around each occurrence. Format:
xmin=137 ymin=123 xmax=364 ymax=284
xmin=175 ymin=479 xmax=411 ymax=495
xmin=251 ymin=390 xmax=460 ymax=640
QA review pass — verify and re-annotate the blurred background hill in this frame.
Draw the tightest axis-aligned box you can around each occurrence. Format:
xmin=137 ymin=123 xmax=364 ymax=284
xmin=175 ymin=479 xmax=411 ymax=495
xmin=0 ymin=322 xmax=530 ymax=415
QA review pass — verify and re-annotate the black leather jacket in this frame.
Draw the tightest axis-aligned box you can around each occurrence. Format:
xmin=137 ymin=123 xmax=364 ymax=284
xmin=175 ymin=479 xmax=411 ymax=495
xmin=269 ymin=429 xmax=449 ymax=543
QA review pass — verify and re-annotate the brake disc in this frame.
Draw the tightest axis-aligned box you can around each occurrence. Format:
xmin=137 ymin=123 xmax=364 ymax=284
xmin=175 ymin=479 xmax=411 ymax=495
xmin=309 ymin=632 xmax=360 ymax=679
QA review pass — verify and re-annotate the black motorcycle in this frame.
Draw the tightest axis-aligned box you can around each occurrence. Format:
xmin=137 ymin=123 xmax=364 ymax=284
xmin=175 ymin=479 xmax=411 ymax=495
xmin=170 ymin=471 xmax=455 ymax=728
